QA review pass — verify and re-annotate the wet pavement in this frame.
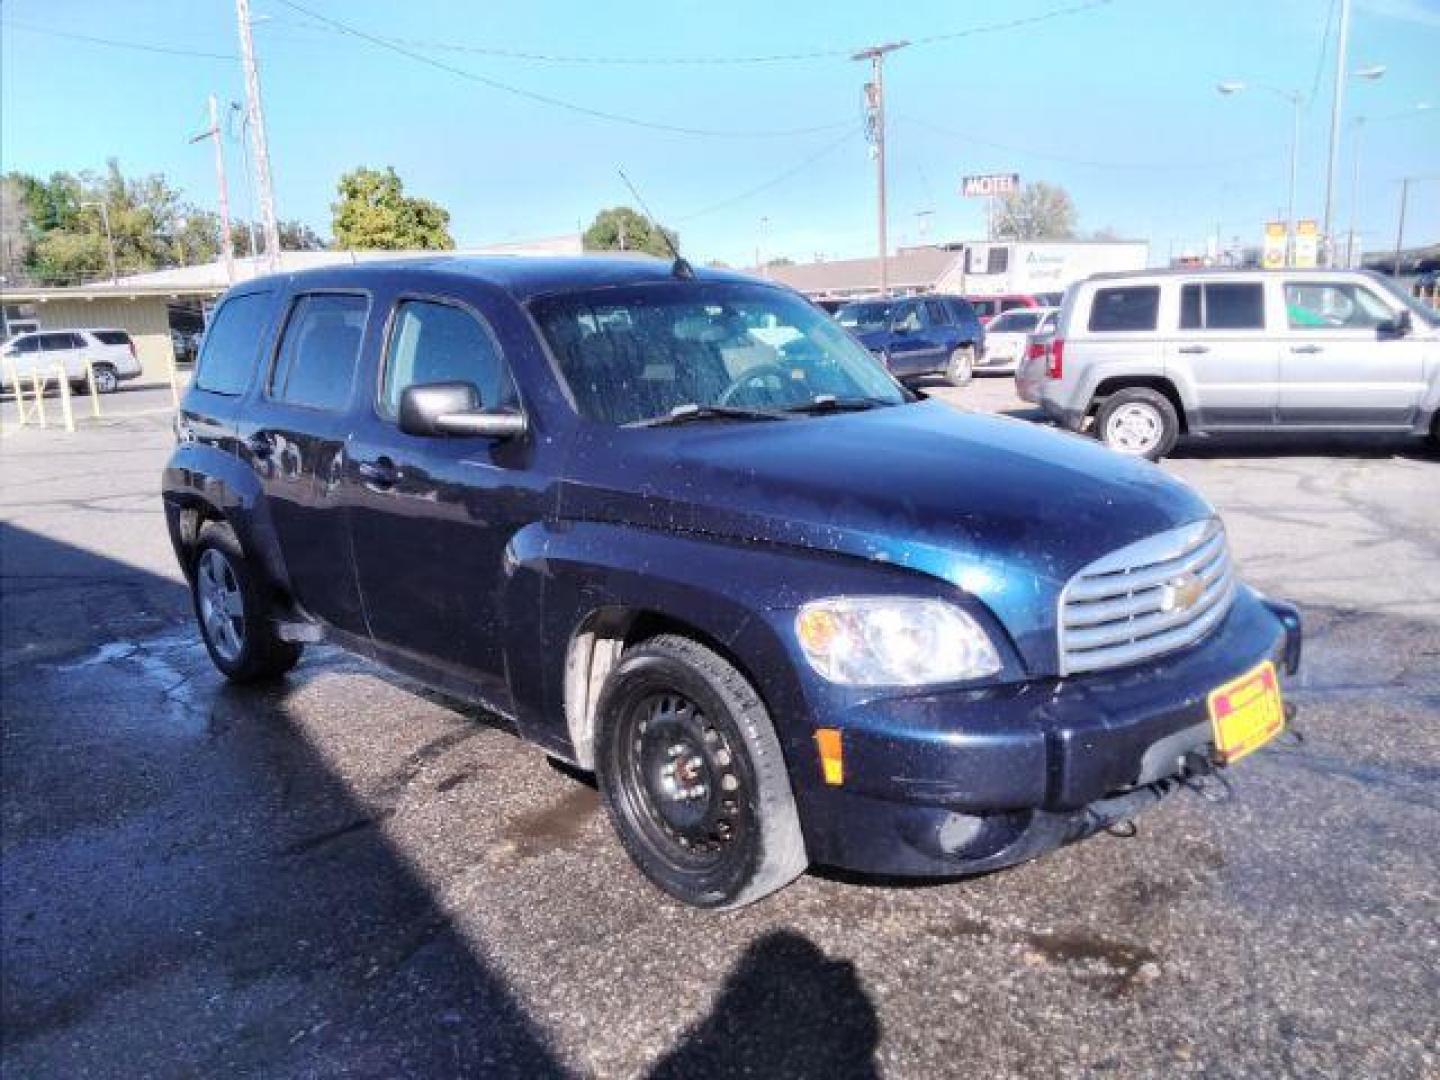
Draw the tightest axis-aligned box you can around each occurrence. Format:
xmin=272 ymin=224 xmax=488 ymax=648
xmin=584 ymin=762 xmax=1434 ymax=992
xmin=2 ymin=383 xmax=1437 ymax=1077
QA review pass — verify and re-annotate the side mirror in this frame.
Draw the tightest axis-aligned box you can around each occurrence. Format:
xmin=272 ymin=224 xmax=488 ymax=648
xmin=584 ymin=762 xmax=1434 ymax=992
xmin=1377 ymin=309 xmax=1412 ymax=339
xmin=398 ymin=381 xmax=527 ymax=439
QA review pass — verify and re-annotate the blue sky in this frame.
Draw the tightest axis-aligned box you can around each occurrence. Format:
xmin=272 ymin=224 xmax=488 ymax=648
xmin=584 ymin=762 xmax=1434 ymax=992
xmin=3 ymin=0 xmax=1437 ymax=266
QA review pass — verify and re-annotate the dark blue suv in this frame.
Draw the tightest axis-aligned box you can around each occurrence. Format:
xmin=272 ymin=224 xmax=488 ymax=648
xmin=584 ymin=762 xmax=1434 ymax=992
xmin=836 ymin=294 xmax=986 ymax=385
xmin=164 ymin=256 xmax=1301 ymax=909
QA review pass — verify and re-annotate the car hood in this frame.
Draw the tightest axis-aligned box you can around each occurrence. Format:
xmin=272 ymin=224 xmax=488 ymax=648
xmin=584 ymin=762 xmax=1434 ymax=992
xmin=560 ymin=400 xmax=1213 ymax=672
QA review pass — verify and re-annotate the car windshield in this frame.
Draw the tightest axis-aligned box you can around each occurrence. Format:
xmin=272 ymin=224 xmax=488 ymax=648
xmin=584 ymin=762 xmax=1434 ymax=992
xmin=532 ymin=282 xmax=907 ymax=426
xmin=989 ymin=310 xmax=1043 ymax=333
xmin=835 ymin=300 xmax=894 ymax=331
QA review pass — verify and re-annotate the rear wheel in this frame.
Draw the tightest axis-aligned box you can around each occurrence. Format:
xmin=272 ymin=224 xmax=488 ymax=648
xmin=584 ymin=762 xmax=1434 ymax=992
xmin=946 ymin=345 xmax=975 ymax=387
xmin=1095 ymin=387 xmax=1179 ymax=460
xmin=191 ymin=522 xmax=302 ymax=683
xmin=90 ymin=363 xmax=119 ymax=394
xmin=595 ymin=634 xmax=806 ymax=909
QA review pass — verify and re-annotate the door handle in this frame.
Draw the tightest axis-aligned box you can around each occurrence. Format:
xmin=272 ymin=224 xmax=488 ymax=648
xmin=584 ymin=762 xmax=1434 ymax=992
xmin=1177 ymin=345 xmax=1209 ymax=355
xmin=1289 ymin=345 xmax=1323 ymax=354
xmin=357 ymin=456 xmax=398 ymax=490
xmin=247 ymin=431 xmax=275 ymax=458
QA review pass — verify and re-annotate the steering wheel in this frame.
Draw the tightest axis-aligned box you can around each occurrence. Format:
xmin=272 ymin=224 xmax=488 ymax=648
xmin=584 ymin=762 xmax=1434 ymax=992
xmin=716 ymin=362 xmax=798 ymax=407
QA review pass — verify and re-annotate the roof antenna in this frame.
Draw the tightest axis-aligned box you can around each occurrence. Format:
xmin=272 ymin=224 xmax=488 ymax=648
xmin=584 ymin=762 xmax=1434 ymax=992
xmin=618 ymin=168 xmax=693 ymax=280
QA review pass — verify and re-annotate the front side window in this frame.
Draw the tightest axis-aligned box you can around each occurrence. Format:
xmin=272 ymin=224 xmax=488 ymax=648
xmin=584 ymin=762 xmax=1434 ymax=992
xmin=380 ymin=299 xmax=514 ymax=418
xmin=195 ymin=292 xmax=273 ymax=395
xmin=1285 ymin=282 xmax=1393 ymax=330
xmin=8 ymin=335 xmax=41 ymax=355
xmin=1179 ymin=283 xmax=1266 ymax=331
xmin=947 ymin=298 xmax=978 ymax=323
xmin=532 ymin=283 xmax=907 ymax=426
xmin=1088 ymin=286 xmax=1159 ymax=332
xmin=924 ymin=300 xmax=950 ymax=326
xmin=891 ymin=302 xmax=927 ymax=332
xmin=38 ymin=332 xmax=78 ymax=352
xmin=969 ymin=299 xmax=999 ymax=320
xmin=268 ymin=293 xmax=367 ymax=411
xmin=835 ymin=300 xmax=893 ymax=332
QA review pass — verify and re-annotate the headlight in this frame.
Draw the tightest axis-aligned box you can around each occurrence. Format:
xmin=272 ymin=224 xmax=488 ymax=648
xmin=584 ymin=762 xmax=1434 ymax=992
xmin=795 ymin=597 xmax=1002 ymax=686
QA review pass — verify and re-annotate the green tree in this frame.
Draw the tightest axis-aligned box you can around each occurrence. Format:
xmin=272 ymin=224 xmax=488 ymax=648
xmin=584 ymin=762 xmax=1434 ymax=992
xmin=331 ymin=166 xmax=454 ymax=250
xmin=993 ymin=181 xmax=1078 ymax=241
xmin=583 ymin=206 xmax=678 ymax=259
xmin=1 ymin=176 xmax=35 ymax=282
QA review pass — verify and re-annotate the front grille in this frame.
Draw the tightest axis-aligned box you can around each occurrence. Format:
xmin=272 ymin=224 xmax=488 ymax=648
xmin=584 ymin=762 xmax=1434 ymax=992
xmin=1059 ymin=518 xmax=1236 ymax=676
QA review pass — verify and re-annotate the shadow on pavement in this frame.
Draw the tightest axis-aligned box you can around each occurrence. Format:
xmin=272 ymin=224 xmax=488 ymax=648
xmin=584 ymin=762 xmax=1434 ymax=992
xmin=648 ymin=930 xmax=880 ymax=1080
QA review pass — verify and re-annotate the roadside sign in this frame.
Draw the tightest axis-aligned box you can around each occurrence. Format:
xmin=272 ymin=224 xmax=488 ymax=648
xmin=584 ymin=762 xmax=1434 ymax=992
xmin=1293 ymin=219 xmax=1319 ymax=269
xmin=1263 ymin=222 xmax=1287 ymax=269
xmin=962 ymin=173 xmax=1020 ymax=198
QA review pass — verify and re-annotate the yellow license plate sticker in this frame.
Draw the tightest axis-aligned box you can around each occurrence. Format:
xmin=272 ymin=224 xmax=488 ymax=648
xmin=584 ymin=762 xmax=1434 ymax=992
xmin=1207 ymin=660 xmax=1285 ymax=764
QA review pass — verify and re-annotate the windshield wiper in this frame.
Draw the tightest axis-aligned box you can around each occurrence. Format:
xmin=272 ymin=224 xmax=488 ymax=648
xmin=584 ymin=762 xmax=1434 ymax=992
xmin=783 ymin=394 xmax=894 ymax=415
xmin=630 ymin=403 xmax=789 ymax=428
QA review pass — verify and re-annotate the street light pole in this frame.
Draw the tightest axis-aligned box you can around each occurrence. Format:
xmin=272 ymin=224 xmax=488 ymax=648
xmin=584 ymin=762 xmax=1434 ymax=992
xmin=1393 ymin=176 xmax=1410 ymax=274
xmin=1217 ymin=82 xmax=1301 ymax=266
xmin=81 ymin=201 xmax=117 ymax=283
xmin=1347 ymin=104 xmax=1432 ymax=269
xmin=1322 ymin=0 xmax=1352 ymax=263
xmin=853 ymin=42 xmax=908 ymax=296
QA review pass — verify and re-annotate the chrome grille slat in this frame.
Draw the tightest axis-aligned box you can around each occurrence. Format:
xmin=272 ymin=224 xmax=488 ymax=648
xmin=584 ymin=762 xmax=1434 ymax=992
xmin=1059 ymin=519 xmax=1237 ymax=676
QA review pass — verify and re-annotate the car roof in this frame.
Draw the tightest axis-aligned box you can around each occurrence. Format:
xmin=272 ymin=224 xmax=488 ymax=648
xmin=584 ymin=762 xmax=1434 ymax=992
xmin=1081 ymin=267 xmax=1380 ymax=284
xmin=235 ymin=254 xmax=765 ymax=303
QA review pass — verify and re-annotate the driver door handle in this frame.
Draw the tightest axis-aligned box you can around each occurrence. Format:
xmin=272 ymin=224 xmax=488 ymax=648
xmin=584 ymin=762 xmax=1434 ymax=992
xmin=1177 ymin=345 xmax=1209 ymax=355
xmin=1290 ymin=344 xmax=1323 ymax=354
xmin=357 ymin=456 xmax=398 ymax=490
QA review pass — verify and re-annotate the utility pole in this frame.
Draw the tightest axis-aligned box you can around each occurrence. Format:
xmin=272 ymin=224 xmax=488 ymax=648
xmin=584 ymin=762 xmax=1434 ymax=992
xmin=853 ymin=41 xmax=908 ymax=296
xmin=236 ymin=0 xmax=281 ymax=270
xmin=1393 ymin=176 xmax=1410 ymax=275
xmin=1322 ymin=0 xmax=1351 ymax=265
xmin=80 ymin=201 xmax=117 ymax=283
xmin=191 ymin=95 xmax=236 ymax=282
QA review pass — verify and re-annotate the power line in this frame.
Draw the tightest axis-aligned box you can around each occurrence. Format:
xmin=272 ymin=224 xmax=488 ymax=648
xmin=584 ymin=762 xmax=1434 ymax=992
xmin=900 ymin=115 xmax=1273 ymax=173
xmin=1 ymin=19 xmax=234 ymax=60
xmin=677 ymin=130 xmax=858 ymax=221
xmin=269 ymin=0 xmax=853 ymax=138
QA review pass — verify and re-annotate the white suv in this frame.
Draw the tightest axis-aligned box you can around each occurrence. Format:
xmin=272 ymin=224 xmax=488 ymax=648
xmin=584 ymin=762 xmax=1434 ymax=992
xmin=0 ymin=328 xmax=143 ymax=394
xmin=1016 ymin=269 xmax=1440 ymax=459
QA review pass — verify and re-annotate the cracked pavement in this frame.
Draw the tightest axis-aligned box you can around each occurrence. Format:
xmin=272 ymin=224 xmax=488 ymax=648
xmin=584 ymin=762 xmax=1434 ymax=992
xmin=2 ymin=382 xmax=1437 ymax=1077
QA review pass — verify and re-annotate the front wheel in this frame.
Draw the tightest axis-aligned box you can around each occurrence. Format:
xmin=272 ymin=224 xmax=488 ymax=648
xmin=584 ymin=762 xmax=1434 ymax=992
xmin=946 ymin=345 xmax=975 ymax=387
xmin=1095 ymin=387 xmax=1179 ymax=460
xmin=191 ymin=522 xmax=302 ymax=683
xmin=595 ymin=634 xmax=807 ymax=909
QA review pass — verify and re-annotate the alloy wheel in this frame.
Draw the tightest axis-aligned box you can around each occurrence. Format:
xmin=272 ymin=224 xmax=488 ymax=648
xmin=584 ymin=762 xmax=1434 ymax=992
xmin=196 ymin=548 xmax=245 ymax=663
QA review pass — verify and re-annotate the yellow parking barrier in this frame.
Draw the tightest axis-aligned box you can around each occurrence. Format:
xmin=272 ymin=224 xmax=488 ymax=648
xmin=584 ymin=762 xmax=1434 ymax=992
xmin=4 ymin=358 xmax=32 ymax=427
xmin=29 ymin=370 xmax=47 ymax=429
xmin=53 ymin=364 xmax=76 ymax=433
xmin=82 ymin=360 xmax=103 ymax=419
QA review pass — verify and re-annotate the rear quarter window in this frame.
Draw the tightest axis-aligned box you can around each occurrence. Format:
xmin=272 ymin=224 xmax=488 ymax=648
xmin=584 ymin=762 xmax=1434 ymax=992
xmin=92 ymin=330 xmax=132 ymax=346
xmin=195 ymin=292 xmax=274 ymax=396
xmin=1087 ymin=286 xmax=1160 ymax=332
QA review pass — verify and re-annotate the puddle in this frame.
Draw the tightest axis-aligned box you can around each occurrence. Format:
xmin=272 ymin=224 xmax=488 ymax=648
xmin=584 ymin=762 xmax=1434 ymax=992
xmin=497 ymin=785 xmax=601 ymax=859
xmin=1021 ymin=930 xmax=1159 ymax=997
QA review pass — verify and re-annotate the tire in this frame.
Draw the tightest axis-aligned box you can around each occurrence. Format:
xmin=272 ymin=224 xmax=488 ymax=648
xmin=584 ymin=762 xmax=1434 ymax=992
xmin=91 ymin=363 xmax=119 ymax=394
xmin=1095 ymin=387 xmax=1179 ymax=461
xmin=191 ymin=521 xmax=302 ymax=683
xmin=946 ymin=345 xmax=975 ymax=387
xmin=594 ymin=634 xmax=807 ymax=910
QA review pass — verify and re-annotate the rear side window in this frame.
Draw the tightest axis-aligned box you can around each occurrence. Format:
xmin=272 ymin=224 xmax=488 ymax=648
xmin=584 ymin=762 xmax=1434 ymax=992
xmin=196 ymin=292 xmax=273 ymax=395
xmin=924 ymin=300 xmax=949 ymax=326
xmin=379 ymin=299 xmax=514 ymax=418
xmin=268 ymin=294 xmax=368 ymax=411
xmin=92 ymin=330 xmax=132 ymax=346
xmin=947 ymin=298 xmax=978 ymax=323
xmin=38 ymin=332 xmax=79 ymax=351
xmin=8 ymin=335 xmax=40 ymax=354
xmin=1088 ymin=286 xmax=1159 ymax=332
xmin=891 ymin=302 xmax=926 ymax=332
xmin=969 ymin=299 xmax=998 ymax=320
xmin=1180 ymin=283 xmax=1265 ymax=331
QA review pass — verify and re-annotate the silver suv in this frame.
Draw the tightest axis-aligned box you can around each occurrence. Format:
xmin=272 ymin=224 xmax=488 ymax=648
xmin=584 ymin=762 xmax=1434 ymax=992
xmin=1016 ymin=269 xmax=1440 ymax=459
xmin=0 ymin=328 xmax=143 ymax=394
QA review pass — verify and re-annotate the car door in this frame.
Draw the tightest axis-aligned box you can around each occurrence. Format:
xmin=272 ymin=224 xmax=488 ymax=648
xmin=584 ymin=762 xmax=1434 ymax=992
xmin=886 ymin=300 xmax=940 ymax=376
xmin=2 ymin=333 xmax=43 ymax=383
xmin=36 ymin=332 xmax=81 ymax=381
xmin=241 ymin=290 xmax=370 ymax=634
xmin=345 ymin=292 xmax=542 ymax=710
xmin=1277 ymin=278 xmax=1426 ymax=427
xmin=1166 ymin=280 xmax=1279 ymax=428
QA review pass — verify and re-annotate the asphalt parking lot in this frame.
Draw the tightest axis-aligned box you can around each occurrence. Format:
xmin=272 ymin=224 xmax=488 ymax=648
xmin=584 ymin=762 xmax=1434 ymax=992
xmin=2 ymin=378 xmax=1437 ymax=1078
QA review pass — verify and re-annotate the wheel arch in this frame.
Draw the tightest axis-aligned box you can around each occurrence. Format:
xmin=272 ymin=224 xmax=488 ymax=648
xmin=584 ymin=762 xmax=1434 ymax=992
xmin=1088 ymin=375 xmax=1190 ymax=433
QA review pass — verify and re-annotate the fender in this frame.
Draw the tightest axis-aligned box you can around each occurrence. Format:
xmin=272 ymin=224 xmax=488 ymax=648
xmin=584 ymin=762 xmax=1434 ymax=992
xmin=504 ymin=519 xmax=1004 ymax=765
xmin=162 ymin=441 xmax=292 ymax=596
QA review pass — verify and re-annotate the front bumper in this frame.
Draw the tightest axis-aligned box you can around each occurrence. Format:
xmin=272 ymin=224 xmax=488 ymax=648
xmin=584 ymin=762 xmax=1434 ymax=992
xmin=791 ymin=591 xmax=1302 ymax=877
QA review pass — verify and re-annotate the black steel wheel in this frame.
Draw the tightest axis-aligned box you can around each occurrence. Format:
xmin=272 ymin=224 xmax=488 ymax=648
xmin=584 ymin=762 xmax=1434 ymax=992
xmin=595 ymin=634 xmax=806 ymax=909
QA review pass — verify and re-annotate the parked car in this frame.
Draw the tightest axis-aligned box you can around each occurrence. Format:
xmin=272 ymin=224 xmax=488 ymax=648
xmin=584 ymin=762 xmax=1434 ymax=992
xmin=0 ymin=328 xmax=141 ymax=393
xmin=164 ymin=256 xmax=1301 ymax=909
xmin=1017 ymin=268 xmax=1440 ymax=459
xmin=965 ymin=294 xmax=1041 ymax=325
xmin=836 ymin=294 xmax=985 ymax=384
xmin=977 ymin=306 xmax=1058 ymax=374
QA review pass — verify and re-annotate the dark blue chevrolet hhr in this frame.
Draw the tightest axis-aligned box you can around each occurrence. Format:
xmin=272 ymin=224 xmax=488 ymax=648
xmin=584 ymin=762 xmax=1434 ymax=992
xmin=164 ymin=255 xmax=1301 ymax=909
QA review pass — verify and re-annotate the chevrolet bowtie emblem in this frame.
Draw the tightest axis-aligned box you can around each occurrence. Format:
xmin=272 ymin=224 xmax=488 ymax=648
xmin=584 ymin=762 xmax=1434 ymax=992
xmin=1160 ymin=572 xmax=1206 ymax=614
